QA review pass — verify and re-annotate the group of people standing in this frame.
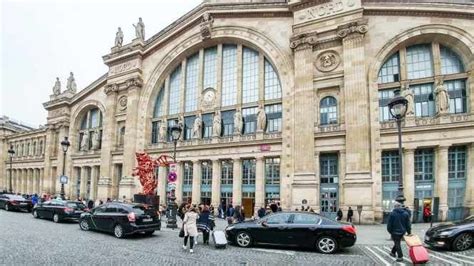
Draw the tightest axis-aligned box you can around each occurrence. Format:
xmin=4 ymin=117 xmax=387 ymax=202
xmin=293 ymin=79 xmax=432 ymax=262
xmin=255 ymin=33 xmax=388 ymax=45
xmin=178 ymin=203 xmax=216 ymax=253
xmin=336 ymin=206 xmax=354 ymax=222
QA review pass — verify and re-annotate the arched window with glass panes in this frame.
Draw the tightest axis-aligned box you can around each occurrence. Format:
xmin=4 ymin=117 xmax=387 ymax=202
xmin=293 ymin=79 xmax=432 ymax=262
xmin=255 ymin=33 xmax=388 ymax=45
xmin=151 ymin=44 xmax=282 ymax=143
xmin=78 ymin=108 xmax=103 ymax=151
xmin=378 ymin=43 xmax=467 ymax=121
xmin=320 ymin=96 xmax=338 ymax=125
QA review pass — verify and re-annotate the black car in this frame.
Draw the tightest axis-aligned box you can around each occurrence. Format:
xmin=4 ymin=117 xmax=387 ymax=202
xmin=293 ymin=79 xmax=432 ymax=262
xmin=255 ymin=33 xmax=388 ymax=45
xmin=424 ymin=215 xmax=474 ymax=251
xmin=225 ymin=212 xmax=356 ymax=253
xmin=0 ymin=194 xmax=33 ymax=212
xmin=79 ymin=202 xmax=161 ymax=238
xmin=32 ymin=200 xmax=88 ymax=223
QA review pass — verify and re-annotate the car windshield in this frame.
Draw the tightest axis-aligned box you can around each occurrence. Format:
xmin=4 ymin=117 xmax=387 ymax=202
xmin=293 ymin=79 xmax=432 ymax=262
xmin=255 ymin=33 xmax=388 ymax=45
xmin=66 ymin=202 xmax=86 ymax=209
xmin=132 ymin=206 xmax=147 ymax=215
xmin=8 ymin=195 xmax=26 ymax=200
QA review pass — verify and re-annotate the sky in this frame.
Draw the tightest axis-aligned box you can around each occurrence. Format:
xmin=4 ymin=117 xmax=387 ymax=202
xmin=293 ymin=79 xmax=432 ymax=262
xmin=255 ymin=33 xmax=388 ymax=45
xmin=1 ymin=0 xmax=202 ymax=127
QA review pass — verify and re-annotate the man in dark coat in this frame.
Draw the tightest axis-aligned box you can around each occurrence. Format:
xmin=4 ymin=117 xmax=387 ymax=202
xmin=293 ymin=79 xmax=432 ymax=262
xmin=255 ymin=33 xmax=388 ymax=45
xmin=336 ymin=208 xmax=343 ymax=221
xmin=257 ymin=206 xmax=266 ymax=218
xmin=347 ymin=207 xmax=354 ymax=223
xmin=387 ymin=202 xmax=412 ymax=262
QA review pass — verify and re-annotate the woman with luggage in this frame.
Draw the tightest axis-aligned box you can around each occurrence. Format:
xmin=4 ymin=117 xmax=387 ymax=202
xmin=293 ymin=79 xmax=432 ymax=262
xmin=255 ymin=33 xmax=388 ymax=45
xmin=197 ymin=205 xmax=214 ymax=244
xmin=182 ymin=206 xmax=199 ymax=253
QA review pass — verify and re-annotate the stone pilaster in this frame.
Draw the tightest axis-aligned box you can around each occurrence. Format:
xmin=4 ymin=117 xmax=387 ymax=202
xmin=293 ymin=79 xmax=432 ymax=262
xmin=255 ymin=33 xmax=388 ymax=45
xmin=158 ymin=166 xmax=167 ymax=205
xmin=232 ymin=158 xmax=242 ymax=206
xmin=175 ymin=162 xmax=184 ymax=204
xmin=435 ymin=146 xmax=449 ymax=221
xmin=338 ymin=151 xmax=346 ymax=208
xmin=27 ymin=169 xmax=33 ymax=194
xmin=43 ymin=128 xmax=54 ymax=194
xmin=192 ymin=160 xmax=201 ymax=204
xmin=122 ymin=78 xmax=142 ymax=194
xmin=403 ymin=149 xmax=415 ymax=210
xmin=98 ymin=85 xmax=118 ymax=199
xmin=211 ymin=159 xmax=221 ymax=207
xmin=80 ymin=167 xmax=88 ymax=199
xmin=90 ymin=166 xmax=99 ymax=200
xmin=290 ymin=31 xmax=318 ymax=209
xmin=466 ymin=144 xmax=474 ymax=212
xmin=255 ymin=157 xmax=265 ymax=210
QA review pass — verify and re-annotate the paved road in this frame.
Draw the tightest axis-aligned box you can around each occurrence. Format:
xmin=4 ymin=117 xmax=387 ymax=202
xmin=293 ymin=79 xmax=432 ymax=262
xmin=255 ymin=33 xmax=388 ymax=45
xmin=0 ymin=210 xmax=472 ymax=265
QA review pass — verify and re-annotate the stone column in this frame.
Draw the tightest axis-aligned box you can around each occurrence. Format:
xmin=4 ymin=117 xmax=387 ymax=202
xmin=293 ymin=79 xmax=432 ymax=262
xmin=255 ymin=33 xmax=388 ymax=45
xmin=34 ymin=169 xmax=40 ymax=194
xmin=403 ymin=149 xmax=415 ymax=210
xmin=175 ymin=162 xmax=184 ymax=204
xmin=43 ymin=128 xmax=54 ymax=194
xmin=466 ymin=144 xmax=474 ymax=213
xmin=191 ymin=160 xmax=201 ymax=204
xmin=90 ymin=166 xmax=99 ymax=200
xmin=255 ymin=157 xmax=265 ymax=211
xmin=23 ymin=169 xmax=28 ymax=193
xmin=339 ymin=151 xmax=346 ymax=208
xmin=122 ymin=79 xmax=142 ymax=194
xmin=211 ymin=159 xmax=221 ymax=207
xmin=232 ymin=158 xmax=242 ymax=206
xmin=27 ymin=169 xmax=33 ymax=194
xmin=158 ymin=166 xmax=167 ymax=205
xmin=98 ymin=86 xmax=118 ymax=199
xmin=435 ymin=146 xmax=449 ymax=221
xmin=80 ymin=167 xmax=88 ymax=199
xmin=289 ymin=32 xmax=318 ymax=209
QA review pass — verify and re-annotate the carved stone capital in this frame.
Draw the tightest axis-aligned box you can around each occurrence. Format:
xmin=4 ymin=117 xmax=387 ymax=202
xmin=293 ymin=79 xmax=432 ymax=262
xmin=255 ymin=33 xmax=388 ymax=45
xmin=336 ymin=20 xmax=368 ymax=39
xmin=126 ymin=77 xmax=143 ymax=90
xmin=290 ymin=32 xmax=318 ymax=50
xmin=104 ymin=83 xmax=119 ymax=95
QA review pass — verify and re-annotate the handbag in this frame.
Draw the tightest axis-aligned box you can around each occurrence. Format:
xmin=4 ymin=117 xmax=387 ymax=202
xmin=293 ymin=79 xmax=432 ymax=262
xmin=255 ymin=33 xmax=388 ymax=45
xmin=179 ymin=226 xmax=185 ymax=238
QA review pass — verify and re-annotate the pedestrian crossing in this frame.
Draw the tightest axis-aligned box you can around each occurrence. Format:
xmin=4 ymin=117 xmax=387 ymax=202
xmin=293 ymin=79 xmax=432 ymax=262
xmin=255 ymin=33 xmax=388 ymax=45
xmin=362 ymin=244 xmax=474 ymax=265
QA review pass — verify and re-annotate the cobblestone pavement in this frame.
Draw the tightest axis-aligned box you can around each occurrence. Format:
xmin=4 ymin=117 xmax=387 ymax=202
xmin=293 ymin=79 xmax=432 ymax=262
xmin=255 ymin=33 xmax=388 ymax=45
xmin=1 ymin=210 xmax=473 ymax=265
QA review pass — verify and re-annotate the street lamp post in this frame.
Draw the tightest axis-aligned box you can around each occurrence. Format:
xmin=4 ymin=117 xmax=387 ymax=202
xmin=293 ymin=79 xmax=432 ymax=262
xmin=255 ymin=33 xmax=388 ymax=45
xmin=8 ymin=145 xmax=15 ymax=193
xmin=388 ymin=89 xmax=408 ymax=204
xmin=60 ymin=137 xmax=70 ymax=200
xmin=166 ymin=124 xmax=182 ymax=229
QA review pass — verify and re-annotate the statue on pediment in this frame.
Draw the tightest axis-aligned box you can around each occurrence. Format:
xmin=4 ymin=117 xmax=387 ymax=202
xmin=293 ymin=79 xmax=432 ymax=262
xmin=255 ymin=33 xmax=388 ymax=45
xmin=66 ymin=72 xmax=77 ymax=93
xmin=52 ymin=77 xmax=61 ymax=95
xmin=91 ymin=129 xmax=101 ymax=150
xmin=435 ymin=78 xmax=450 ymax=114
xmin=80 ymin=132 xmax=89 ymax=151
xmin=115 ymin=27 xmax=124 ymax=47
xmin=257 ymin=104 xmax=267 ymax=132
xmin=193 ymin=113 xmax=202 ymax=139
xmin=133 ymin=17 xmax=145 ymax=40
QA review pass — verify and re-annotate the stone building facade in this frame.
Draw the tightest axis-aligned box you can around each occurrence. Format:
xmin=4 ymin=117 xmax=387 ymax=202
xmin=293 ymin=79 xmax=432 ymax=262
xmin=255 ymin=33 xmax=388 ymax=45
xmin=1 ymin=0 xmax=474 ymax=223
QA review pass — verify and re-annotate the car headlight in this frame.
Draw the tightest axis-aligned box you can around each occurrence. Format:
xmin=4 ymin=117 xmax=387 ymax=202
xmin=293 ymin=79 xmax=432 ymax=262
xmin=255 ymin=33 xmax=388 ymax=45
xmin=438 ymin=231 xmax=452 ymax=237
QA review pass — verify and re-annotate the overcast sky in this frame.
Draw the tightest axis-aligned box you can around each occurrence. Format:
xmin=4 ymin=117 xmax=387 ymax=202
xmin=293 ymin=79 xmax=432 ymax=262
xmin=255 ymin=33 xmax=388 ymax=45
xmin=1 ymin=0 xmax=202 ymax=127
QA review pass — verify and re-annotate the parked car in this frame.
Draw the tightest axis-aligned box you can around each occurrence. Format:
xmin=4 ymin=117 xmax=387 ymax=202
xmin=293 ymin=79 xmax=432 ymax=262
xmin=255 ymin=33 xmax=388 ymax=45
xmin=79 ymin=202 xmax=161 ymax=238
xmin=225 ymin=211 xmax=356 ymax=253
xmin=32 ymin=200 xmax=88 ymax=223
xmin=0 ymin=194 xmax=33 ymax=212
xmin=424 ymin=215 xmax=474 ymax=251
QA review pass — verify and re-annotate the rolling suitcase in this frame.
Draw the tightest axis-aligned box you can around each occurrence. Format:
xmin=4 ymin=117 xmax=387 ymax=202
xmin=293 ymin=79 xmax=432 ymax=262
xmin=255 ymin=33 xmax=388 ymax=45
xmin=212 ymin=230 xmax=227 ymax=249
xmin=409 ymin=245 xmax=429 ymax=264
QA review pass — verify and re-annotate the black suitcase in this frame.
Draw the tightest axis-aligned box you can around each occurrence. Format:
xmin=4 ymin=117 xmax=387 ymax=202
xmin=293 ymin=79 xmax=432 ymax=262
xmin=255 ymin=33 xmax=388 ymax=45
xmin=212 ymin=230 xmax=227 ymax=249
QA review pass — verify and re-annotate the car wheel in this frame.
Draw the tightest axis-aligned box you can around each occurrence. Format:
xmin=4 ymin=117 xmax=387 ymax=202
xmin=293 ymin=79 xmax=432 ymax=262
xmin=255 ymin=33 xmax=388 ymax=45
xmin=236 ymin=231 xmax=252 ymax=248
xmin=452 ymin=233 xmax=473 ymax=251
xmin=316 ymin=236 xmax=338 ymax=254
xmin=33 ymin=210 xmax=39 ymax=218
xmin=144 ymin=230 xmax=155 ymax=236
xmin=5 ymin=204 xmax=10 ymax=211
xmin=79 ymin=220 xmax=90 ymax=231
xmin=114 ymin=224 xmax=124 ymax=238
xmin=53 ymin=214 xmax=61 ymax=223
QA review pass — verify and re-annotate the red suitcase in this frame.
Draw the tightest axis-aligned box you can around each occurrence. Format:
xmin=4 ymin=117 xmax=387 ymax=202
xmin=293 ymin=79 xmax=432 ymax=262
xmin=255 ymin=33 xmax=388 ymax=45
xmin=409 ymin=245 xmax=429 ymax=264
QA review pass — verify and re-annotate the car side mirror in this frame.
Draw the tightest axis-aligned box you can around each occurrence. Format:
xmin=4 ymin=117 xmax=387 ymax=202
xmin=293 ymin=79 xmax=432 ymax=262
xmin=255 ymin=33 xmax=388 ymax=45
xmin=261 ymin=221 xmax=268 ymax=227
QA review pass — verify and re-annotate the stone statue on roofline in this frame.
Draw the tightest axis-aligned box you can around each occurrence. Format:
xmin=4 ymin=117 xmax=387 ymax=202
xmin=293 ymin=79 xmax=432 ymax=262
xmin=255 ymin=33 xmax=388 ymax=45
xmin=66 ymin=72 xmax=77 ymax=93
xmin=133 ymin=17 xmax=145 ymax=40
xmin=52 ymin=77 xmax=61 ymax=95
xmin=115 ymin=27 xmax=124 ymax=47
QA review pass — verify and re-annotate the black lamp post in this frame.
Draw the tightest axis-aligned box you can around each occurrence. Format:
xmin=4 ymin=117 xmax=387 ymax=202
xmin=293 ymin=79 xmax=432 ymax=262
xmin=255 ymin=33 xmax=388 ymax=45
xmin=388 ymin=89 xmax=408 ymax=204
xmin=60 ymin=137 xmax=70 ymax=200
xmin=8 ymin=145 xmax=15 ymax=193
xmin=166 ymin=124 xmax=182 ymax=229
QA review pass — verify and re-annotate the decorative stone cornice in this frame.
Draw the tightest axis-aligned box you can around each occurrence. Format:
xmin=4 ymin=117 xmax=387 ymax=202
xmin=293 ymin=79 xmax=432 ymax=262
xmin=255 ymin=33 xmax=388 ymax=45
xmin=290 ymin=32 xmax=318 ymax=50
xmin=336 ymin=20 xmax=368 ymax=39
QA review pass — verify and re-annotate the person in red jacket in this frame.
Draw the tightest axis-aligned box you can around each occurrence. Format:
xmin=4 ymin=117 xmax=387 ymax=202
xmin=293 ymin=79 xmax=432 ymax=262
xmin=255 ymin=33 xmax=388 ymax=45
xmin=423 ymin=204 xmax=432 ymax=223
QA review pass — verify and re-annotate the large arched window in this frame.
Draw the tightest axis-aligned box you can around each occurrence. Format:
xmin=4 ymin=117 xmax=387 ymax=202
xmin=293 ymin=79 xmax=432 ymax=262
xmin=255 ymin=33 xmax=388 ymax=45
xmin=151 ymin=44 xmax=283 ymax=143
xmin=320 ymin=96 xmax=338 ymax=125
xmin=78 ymin=108 xmax=103 ymax=151
xmin=378 ymin=43 xmax=467 ymax=121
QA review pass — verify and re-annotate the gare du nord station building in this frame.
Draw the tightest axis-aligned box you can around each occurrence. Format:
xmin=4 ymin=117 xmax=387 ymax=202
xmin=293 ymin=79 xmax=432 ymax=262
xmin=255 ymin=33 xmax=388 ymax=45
xmin=1 ymin=0 xmax=474 ymax=223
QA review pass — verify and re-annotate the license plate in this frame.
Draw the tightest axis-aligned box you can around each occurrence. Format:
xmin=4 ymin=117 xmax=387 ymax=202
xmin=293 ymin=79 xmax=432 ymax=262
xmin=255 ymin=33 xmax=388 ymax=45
xmin=142 ymin=218 xmax=152 ymax=222
xmin=20 ymin=203 xmax=27 ymax=206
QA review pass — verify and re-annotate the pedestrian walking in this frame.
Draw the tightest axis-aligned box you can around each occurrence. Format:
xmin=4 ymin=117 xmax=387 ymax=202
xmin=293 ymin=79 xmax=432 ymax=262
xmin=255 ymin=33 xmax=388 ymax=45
xmin=336 ymin=208 xmax=343 ymax=221
xmin=87 ymin=199 xmax=94 ymax=209
xmin=182 ymin=206 xmax=199 ymax=253
xmin=257 ymin=206 xmax=266 ymax=218
xmin=197 ymin=205 xmax=212 ymax=244
xmin=347 ymin=206 xmax=354 ymax=223
xmin=423 ymin=204 xmax=431 ymax=223
xmin=387 ymin=202 xmax=412 ymax=262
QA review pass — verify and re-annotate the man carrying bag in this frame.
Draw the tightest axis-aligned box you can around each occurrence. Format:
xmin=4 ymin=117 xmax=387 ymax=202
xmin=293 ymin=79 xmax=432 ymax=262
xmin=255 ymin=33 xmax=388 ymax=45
xmin=387 ymin=202 xmax=411 ymax=262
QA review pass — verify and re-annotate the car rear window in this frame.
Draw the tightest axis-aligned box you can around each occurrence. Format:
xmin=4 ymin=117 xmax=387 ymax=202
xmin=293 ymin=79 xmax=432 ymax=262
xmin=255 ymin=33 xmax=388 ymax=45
xmin=66 ymin=202 xmax=86 ymax=209
xmin=132 ymin=205 xmax=155 ymax=216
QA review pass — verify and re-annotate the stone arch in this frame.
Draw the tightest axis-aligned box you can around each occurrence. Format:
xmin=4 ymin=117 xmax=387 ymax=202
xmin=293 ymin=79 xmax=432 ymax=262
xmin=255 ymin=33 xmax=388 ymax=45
xmin=136 ymin=26 xmax=294 ymax=149
xmin=69 ymin=100 xmax=106 ymax=151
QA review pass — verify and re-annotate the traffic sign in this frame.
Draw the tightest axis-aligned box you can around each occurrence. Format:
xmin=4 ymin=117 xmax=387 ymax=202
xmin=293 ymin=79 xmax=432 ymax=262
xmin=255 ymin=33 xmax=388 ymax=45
xmin=59 ymin=175 xmax=68 ymax=184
